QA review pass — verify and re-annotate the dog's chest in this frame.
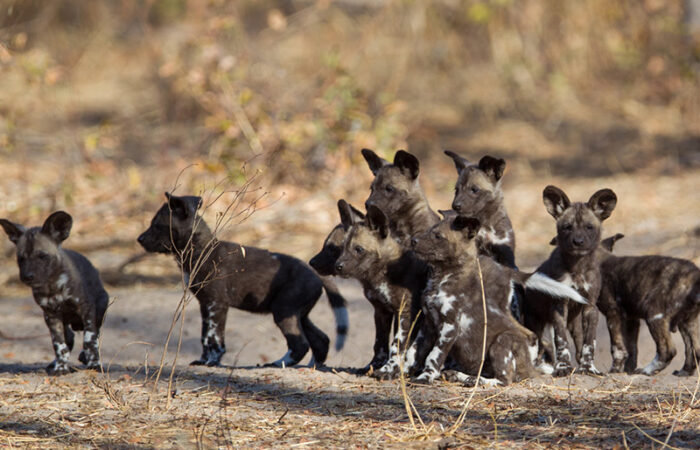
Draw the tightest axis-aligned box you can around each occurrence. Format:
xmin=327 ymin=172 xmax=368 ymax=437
xmin=559 ymin=269 xmax=598 ymax=298
xmin=364 ymin=283 xmax=394 ymax=309
xmin=423 ymin=275 xmax=463 ymax=322
xmin=477 ymin=227 xmax=512 ymax=247
xmin=34 ymin=273 xmax=78 ymax=310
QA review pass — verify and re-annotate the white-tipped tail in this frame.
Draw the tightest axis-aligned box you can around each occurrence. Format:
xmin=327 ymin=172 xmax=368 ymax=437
xmin=525 ymin=272 xmax=588 ymax=305
xmin=333 ymin=307 xmax=349 ymax=351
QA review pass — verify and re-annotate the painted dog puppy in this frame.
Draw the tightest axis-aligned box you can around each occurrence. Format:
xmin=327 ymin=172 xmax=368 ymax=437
xmin=334 ymin=202 xmax=428 ymax=380
xmin=309 ymin=202 xmax=393 ymax=372
xmin=444 ymin=150 xmax=516 ymax=269
xmin=0 ymin=212 xmax=108 ymax=375
xmin=594 ymin=235 xmax=700 ymax=376
xmin=522 ymin=186 xmax=617 ymax=376
xmin=407 ymin=213 xmax=587 ymax=386
xmin=361 ymin=148 xmax=440 ymax=247
xmin=138 ymin=193 xmax=348 ymax=367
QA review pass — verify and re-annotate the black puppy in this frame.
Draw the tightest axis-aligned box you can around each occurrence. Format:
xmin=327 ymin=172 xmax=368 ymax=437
xmin=0 ymin=212 xmax=109 ymax=375
xmin=138 ymin=193 xmax=348 ymax=367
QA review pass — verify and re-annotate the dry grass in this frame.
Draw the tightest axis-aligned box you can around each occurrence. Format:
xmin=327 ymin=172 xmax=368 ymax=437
xmin=1 ymin=366 xmax=699 ymax=448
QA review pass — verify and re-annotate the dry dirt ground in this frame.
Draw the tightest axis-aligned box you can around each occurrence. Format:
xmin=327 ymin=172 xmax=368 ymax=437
xmin=1 ymin=276 xmax=700 ymax=448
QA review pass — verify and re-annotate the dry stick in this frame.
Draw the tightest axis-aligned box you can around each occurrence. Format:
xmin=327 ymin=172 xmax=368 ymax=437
xmin=451 ymin=257 xmax=488 ymax=431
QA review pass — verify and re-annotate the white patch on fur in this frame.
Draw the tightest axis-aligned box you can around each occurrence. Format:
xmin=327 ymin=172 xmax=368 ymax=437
xmin=612 ymin=346 xmax=626 ymax=361
xmin=538 ymin=362 xmax=554 ymax=375
xmin=528 ymin=342 xmax=538 ymax=363
xmin=56 ymin=273 xmax=69 ymax=289
xmin=459 ymin=313 xmax=473 ymax=332
xmin=438 ymin=323 xmax=455 ymax=344
xmin=271 ymin=350 xmax=295 ymax=368
xmin=37 ymin=297 xmax=48 ymax=307
xmin=526 ymin=272 xmax=588 ymax=304
xmin=84 ymin=331 xmax=95 ymax=342
xmin=378 ymin=282 xmax=391 ymax=301
xmin=438 ymin=292 xmax=457 ymax=315
xmin=651 ymin=313 xmax=664 ymax=321
xmin=560 ymin=348 xmax=571 ymax=361
xmin=404 ymin=345 xmax=417 ymax=372
xmin=641 ymin=355 xmax=664 ymax=375
xmin=480 ymin=227 xmax=510 ymax=246
xmin=582 ymin=344 xmax=594 ymax=357
xmin=333 ymin=307 xmax=349 ymax=350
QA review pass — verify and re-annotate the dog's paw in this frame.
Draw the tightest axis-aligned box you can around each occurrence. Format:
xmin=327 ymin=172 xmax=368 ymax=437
xmin=84 ymin=361 xmax=102 ymax=371
xmin=372 ymin=367 xmax=398 ymax=381
xmin=190 ymin=359 xmax=207 ymax=366
xmin=78 ymin=351 xmax=87 ymax=365
xmin=412 ymin=372 xmax=436 ymax=385
xmin=552 ymin=363 xmax=574 ymax=377
xmin=672 ymin=368 xmax=695 ymax=377
xmin=609 ymin=362 xmax=625 ymax=373
xmin=46 ymin=360 xmax=73 ymax=376
xmin=578 ymin=364 xmax=602 ymax=376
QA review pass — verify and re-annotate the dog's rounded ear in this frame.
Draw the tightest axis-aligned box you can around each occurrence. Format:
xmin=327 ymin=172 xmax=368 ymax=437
xmin=478 ymin=156 xmax=506 ymax=182
xmin=361 ymin=148 xmax=388 ymax=175
xmin=453 ymin=215 xmax=481 ymax=239
xmin=167 ymin=194 xmax=201 ymax=219
xmin=0 ymin=219 xmax=26 ymax=245
xmin=588 ymin=188 xmax=617 ymax=221
xmin=600 ymin=233 xmax=624 ymax=252
xmin=393 ymin=150 xmax=419 ymax=180
xmin=542 ymin=185 xmax=571 ymax=219
xmin=444 ymin=150 xmax=470 ymax=174
xmin=41 ymin=211 xmax=73 ymax=244
xmin=366 ymin=205 xmax=389 ymax=239
xmin=338 ymin=199 xmax=356 ymax=231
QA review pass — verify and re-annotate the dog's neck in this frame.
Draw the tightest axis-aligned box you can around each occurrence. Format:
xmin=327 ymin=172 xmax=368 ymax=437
xmin=392 ymin=191 xmax=439 ymax=244
xmin=174 ymin=220 xmax=218 ymax=272
xmin=560 ymin=246 xmax=598 ymax=273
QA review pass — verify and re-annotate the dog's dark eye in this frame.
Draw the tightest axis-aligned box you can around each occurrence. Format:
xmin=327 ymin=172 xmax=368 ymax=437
xmin=470 ymin=185 xmax=480 ymax=194
xmin=562 ymin=223 xmax=573 ymax=231
xmin=585 ymin=224 xmax=594 ymax=231
xmin=36 ymin=251 xmax=50 ymax=260
xmin=354 ymin=245 xmax=365 ymax=255
xmin=433 ymin=232 xmax=444 ymax=240
xmin=385 ymin=185 xmax=394 ymax=194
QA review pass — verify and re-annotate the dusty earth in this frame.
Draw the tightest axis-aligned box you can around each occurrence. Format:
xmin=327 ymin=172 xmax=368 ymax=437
xmin=1 ymin=274 xmax=700 ymax=448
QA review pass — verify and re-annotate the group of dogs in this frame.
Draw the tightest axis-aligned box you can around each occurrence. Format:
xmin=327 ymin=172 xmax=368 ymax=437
xmin=1 ymin=149 xmax=699 ymax=387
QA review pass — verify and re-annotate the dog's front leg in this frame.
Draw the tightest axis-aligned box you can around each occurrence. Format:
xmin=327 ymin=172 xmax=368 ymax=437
xmin=78 ymin=315 xmax=102 ymax=370
xmin=365 ymin=307 xmax=392 ymax=373
xmin=43 ymin=312 xmax=73 ymax=375
xmin=603 ymin=309 xmax=628 ymax=373
xmin=192 ymin=301 xmax=227 ymax=366
xmin=374 ymin=310 xmax=412 ymax=380
xmin=578 ymin=304 xmax=601 ymax=375
xmin=414 ymin=320 xmax=458 ymax=384
xmin=551 ymin=301 xmax=574 ymax=376
xmin=623 ymin=318 xmax=640 ymax=373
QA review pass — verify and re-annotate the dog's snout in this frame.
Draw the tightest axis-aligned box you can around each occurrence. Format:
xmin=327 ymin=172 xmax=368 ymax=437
xmin=411 ymin=237 xmax=418 ymax=248
xmin=334 ymin=261 xmax=344 ymax=273
xmin=452 ymin=202 xmax=461 ymax=212
xmin=572 ymin=236 xmax=585 ymax=247
xmin=137 ymin=233 xmax=146 ymax=245
xmin=309 ymin=255 xmax=319 ymax=269
xmin=21 ymin=271 xmax=34 ymax=282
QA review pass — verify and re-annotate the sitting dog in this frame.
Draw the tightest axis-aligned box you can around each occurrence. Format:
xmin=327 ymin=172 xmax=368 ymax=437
xmin=406 ymin=212 xmax=587 ymax=386
xmin=334 ymin=201 xmax=428 ymax=380
xmin=522 ymin=186 xmax=617 ymax=376
xmin=0 ymin=212 xmax=109 ymax=375
xmin=594 ymin=235 xmax=700 ymax=375
xmin=138 ymin=193 xmax=348 ymax=367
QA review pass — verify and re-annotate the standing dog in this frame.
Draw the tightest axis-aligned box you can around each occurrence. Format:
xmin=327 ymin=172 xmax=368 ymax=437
xmin=407 ymin=212 xmax=587 ymax=385
xmin=595 ymin=236 xmax=700 ymax=376
xmin=522 ymin=186 xmax=617 ymax=376
xmin=334 ymin=202 xmax=428 ymax=379
xmin=138 ymin=193 xmax=348 ymax=367
xmin=0 ymin=212 xmax=109 ymax=375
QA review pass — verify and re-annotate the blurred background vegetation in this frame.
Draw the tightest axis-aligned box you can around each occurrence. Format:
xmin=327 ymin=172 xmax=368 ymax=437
xmin=0 ymin=0 xmax=698 ymax=275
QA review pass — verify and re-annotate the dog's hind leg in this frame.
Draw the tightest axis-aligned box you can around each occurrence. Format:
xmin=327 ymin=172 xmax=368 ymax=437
xmin=674 ymin=318 xmax=699 ymax=376
xmin=301 ymin=315 xmax=330 ymax=367
xmin=622 ymin=317 xmax=640 ymax=373
xmin=637 ymin=315 xmax=676 ymax=375
xmin=64 ymin=326 xmax=75 ymax=352
xmin=269 ymin=312 xmax=309 ymax=368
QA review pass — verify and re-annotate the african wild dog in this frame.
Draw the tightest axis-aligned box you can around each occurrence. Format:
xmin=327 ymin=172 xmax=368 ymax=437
xmin=444 ymin=151 xmax=516 ymax=269
xmin=361 ymin=149 xmax=440 ymax=246
xmin=309 ymin=202 xmax=395 ymax=372
xmin=406 ymin=212 xmax=587 ymax=386
xmin=593 ymin=235 xmax=700 ymax=376
xmin=334 ymin=201 xmax=428 ymax=380
xmin=0 ymin=212 xmax=109 ymax=375
xmin=522 ymin=186 xmax=617 ymax=376
xmin=138 ymin=193 xmax=348 ymax=368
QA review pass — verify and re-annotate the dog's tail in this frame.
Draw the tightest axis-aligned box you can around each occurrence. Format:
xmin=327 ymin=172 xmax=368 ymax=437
xmin=521 ymin=272 xmax=588 ymax=305
xmin=321 ymin=277 xmax=349 ymax=351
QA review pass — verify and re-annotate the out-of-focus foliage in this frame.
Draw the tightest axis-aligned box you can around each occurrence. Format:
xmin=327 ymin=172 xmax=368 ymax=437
xmin=0 ymin=0 xmax=698 ymax=186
